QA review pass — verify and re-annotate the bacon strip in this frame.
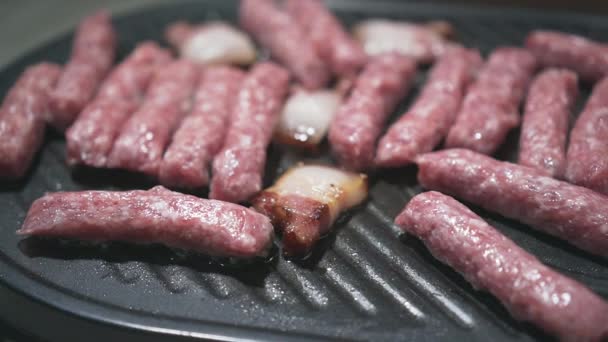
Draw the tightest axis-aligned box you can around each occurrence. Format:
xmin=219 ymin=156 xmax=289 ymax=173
xmin=353 ymin=19 xmax=454 ymax=63
xmin=165 ymin=21 xmax=256 ymax=66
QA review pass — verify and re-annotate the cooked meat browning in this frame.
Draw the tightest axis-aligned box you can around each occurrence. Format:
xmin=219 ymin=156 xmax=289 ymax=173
xmin=252 ymin=164 xmax=367 ymax=256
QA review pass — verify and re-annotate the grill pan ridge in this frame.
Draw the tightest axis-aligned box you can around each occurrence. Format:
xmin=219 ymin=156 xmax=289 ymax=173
xmin=1 ymin=1 xmax=608 ymax=341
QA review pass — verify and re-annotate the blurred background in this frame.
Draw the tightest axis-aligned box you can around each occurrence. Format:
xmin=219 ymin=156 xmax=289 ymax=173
xmin=0 ymin=0 xmax=607 ymax=68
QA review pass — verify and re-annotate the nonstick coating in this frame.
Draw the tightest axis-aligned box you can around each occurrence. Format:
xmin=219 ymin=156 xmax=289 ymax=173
xmin=1 ymin=1 xmax=607 ymax=341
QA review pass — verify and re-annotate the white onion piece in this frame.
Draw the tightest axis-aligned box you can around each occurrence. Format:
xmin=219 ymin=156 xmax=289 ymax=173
xmin=168 ymin=21 xmax=256 ymax=66
xmin=275 ymin=90 xmax=341 ymax=148
xmin=353 ymin=19 xmax=453 ymax=63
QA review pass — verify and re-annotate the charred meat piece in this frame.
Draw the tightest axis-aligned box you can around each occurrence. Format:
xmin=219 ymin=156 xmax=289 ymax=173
xmin=252 ymin=165 xmax=367 ymax=256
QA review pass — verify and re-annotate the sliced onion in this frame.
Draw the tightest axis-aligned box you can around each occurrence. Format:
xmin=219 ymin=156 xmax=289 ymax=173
xmin=166 ymin=21 xmax=256 ymax=66
xmin=275 ymin=89 xmax=341 ymax=149
xmin=353 ymin=19 xmax=454 ymax=63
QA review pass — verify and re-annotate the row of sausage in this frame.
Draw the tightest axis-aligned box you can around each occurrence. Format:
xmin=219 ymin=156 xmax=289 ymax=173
xmin=2 ymin=3 xmax=608 ymax=201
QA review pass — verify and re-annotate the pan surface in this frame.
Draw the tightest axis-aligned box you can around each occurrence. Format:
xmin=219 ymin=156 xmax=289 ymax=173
xmin=1 ymin=1 xmax=607 ymax=341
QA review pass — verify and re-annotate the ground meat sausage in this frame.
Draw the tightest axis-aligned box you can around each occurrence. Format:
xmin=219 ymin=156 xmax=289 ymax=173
xmin=375 ymin=47 xmax=481 ymax=167
xmin=48 ymin=11 xmax=117 ymax=130
xmin=159 ymin=66 xmax=245 ymax=189
xmin=0 ymin=63 xmax=61 ymax=179
xmin=328 ymin=53 xmax=417 ymax=171
xmin=285 ymin=0 xmax=366 ymax=77
xmin=526 ymin=30 xmax=608 ymax=83
xmin=239 ymin=0 xmax=329 ymax=89
xmin=518 ymin=69 xmax=578 ymax=178
xmin=209 ymin=62 xmax=290 ymax=203
xmin=565 ymin=76 xmax=608 ymax=195
xmin=445 ymin=47 xmax=536 ymax=155
xmin=416 ymin=148 xmax=608 ymax=257
xmin=66 ymin=42 xmax=172 ymax=167
xmin=18 ymin=186 xmax=275 ymax=258
xmin=107 ymin=59 xmax=199 ymax=176
xmin=396 ymin=191 xmax=608 ymax=342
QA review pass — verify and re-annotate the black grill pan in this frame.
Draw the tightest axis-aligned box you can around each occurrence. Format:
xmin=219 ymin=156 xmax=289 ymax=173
xmin=1 ymin=1 xmax=607 ymax=341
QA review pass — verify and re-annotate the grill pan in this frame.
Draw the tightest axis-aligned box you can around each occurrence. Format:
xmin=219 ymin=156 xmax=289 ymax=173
xmin=1 ymin=1 xmax=608 ymax=341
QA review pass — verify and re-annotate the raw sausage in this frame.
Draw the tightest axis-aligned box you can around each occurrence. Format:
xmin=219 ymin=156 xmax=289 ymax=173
xmin=445 ymin=47 xmax=536 ymax=155
xmin=48 ymin=11 xmax=117 ymax=130
xmin=518 ymin=69 xmax=578 ymax=178
xmin=159 ymin=66 xmax=245 ymax=188
xmin=107 ymin=60 xmax=199 ymax=176
xmin=18 ymin=186 xmax=274 ymax=258
xmin=0 ymin=63 xmax=61 ymax=179
xmin=329 ymin=53 xmax=417 ymax=171
xmin=526 ymin=30 xmax=608 ymax=83
xmin=565 ymin=76 xmax=608 ymax=195
xmin=210 ymin=62 xmax=289 ymax=203
xmin=286 ymin=0 xmax=366 ymax=77
xmin=396 ymin=191 xmax=608 ymax=342
xmin=239 ymin=0 xmax=329 ymax=89
xmin=66 ymin=42 xmax=172 ymax=167
xmin=376 ymin=47 xmax=481 ymax=167
xmin=416 ymin=148 xmax=608 ymax=257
